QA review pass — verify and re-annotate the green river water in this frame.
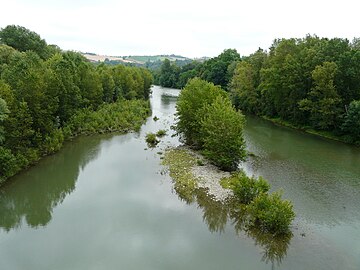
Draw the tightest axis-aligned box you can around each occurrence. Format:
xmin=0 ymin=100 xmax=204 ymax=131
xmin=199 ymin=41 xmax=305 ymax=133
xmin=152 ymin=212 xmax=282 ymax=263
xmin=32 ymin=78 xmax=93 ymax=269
xmin=0 ymin=86 xmax=359 ymax=269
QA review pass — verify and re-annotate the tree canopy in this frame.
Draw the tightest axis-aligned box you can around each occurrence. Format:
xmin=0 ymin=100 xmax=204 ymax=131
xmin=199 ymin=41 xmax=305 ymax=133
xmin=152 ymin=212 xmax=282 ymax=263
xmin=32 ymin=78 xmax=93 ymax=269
xmin=175 ymin=78 xmax=246 ymax=170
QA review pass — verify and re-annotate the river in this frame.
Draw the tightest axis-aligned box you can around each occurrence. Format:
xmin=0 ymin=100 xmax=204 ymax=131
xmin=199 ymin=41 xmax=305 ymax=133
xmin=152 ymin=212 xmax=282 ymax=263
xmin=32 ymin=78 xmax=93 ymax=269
xmin=0 ymin=86 xmax=359 ymax=270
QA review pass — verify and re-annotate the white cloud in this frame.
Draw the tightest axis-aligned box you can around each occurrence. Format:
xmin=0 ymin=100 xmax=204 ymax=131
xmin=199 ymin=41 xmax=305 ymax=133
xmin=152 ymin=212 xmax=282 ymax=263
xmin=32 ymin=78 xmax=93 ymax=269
xmin=0 ymin=0 xmax=359 ymax=57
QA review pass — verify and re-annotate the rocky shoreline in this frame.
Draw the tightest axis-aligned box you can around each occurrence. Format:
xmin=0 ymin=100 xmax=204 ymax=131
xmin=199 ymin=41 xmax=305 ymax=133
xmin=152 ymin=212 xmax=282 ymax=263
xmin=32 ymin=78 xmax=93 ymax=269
xmin=170 ymin=146 xmax=234 ymax=202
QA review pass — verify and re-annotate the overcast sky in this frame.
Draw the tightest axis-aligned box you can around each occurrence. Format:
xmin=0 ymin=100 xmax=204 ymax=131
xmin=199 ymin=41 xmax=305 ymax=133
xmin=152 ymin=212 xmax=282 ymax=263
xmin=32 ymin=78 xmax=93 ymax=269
xmin=0 ymin=0 xmax=359 ymax=58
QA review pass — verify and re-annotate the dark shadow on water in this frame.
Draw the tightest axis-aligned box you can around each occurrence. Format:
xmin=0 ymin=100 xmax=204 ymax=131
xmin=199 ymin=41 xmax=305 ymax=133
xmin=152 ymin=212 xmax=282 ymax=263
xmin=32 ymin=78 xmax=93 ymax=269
xmin=0 ymin=136 xmax=105 ymax=231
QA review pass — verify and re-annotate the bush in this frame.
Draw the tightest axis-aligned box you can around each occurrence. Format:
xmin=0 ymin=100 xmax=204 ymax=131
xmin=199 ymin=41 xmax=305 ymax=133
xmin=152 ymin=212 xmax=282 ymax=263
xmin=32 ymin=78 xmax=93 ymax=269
xmin=0 ymin=146 xmax=19 ymax=183
xmin=221 ymin=171 xmax=270 ymax=204
xmin=247 ymin=191 xmax=295 ymax=234
xmin=156 ymin=129 xmax=166 ymax=137
xmin=42 ymin=128 xmax=65 ymax=154
xmin=200 ymin=96 xmax=246 ymax=171
xmin=145 ymin=132 xmax=159 ymax=147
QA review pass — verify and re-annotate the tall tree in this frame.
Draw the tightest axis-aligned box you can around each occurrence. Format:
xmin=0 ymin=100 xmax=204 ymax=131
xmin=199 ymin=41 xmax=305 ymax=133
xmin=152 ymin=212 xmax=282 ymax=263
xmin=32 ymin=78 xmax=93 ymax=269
xmin=175 ymin=78 xmax=226 ymax=146
xmin=230 ymin=61 xmax=259 ymax=114
xmin=341 ymin=100 xmax=360 ymax=144
xmin=0 ymin=98 xmax=9 ymax=144
xmin=0 ymin=25 xmax=51 ymax=59
xmin=200 ymin=49 xmax=240 ymax=89
xmin=200 ymin=96 xmax=246 ymax=171
xmin=299 ymin=62 xmax=341 ymax=130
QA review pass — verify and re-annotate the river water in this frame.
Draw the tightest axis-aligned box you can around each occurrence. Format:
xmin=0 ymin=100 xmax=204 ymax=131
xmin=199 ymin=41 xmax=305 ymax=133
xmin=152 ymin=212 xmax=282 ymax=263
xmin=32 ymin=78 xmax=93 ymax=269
xmin=0 ymin=86 xmax=359 ymax=270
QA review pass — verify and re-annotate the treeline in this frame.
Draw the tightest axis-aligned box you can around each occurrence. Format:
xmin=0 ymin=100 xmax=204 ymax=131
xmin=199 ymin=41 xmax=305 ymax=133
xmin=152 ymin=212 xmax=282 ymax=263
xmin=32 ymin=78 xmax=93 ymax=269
xmin=153 ymin=49 xmax=240 ymax=90
xmin=155 ymin=37 xmax=360 ymax=145
xmin=231 ymin=36 xmax=360 ymax=144
xmin=0 ymin=25 xmax=153 ymax=184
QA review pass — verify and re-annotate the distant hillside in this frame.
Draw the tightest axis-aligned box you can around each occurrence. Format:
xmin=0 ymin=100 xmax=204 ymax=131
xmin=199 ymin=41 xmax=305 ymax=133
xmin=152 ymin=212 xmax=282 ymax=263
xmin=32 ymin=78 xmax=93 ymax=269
xmin=81 ymin=53 xmax=194 ymax=66
xmin=126 ymin=54 xmax=191 ymax=63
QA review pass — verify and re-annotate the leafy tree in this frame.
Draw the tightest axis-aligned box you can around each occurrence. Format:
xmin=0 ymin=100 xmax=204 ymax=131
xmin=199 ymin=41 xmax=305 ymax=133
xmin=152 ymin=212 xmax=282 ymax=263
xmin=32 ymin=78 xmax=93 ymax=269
xmin=0 ymin=25 xmax=50 ymax=59
xmin=200 ymin=96 xmax=246 ymax=171
xmin=97 ymin=65 xmax=115 ymax=103
xmin=139 ymin=67 xmax=153 ymax=99
xmin=175 ymin=78 xmax=226 ymax=146
xmin=78 ymin=62 xmax=103 ymax=108
xmin=342 ymin=100 xmax=360 ymax=144
xmin=200 ymin=49 xmax=240 ymax=89
xmin=159 ymin=58 xmax=179 ymax=88
xmin=0 ymin=146 xmax=19 ymax=183
xmin=46 ymin=52 xmax=82 ymax=124
xmin=0 ymin=98 xmax=9 ymax=143
xmin=299 ymin=62 xmax=341 ymax=129
xmin=230 ymin=61 xmax=259 ymax=113
xmin=4 ymin=101 xmax=35 ymax=152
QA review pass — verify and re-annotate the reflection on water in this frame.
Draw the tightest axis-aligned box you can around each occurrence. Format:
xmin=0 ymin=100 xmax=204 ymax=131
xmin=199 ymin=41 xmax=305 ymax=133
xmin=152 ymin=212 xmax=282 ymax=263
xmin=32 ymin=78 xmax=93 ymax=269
xmin=172 ymin=183 xmax=292 ymax=266
xmin=243 ymin=115 xmax=360 ymax=227
xmin=0 ymin=136 xmax=103 ymax=231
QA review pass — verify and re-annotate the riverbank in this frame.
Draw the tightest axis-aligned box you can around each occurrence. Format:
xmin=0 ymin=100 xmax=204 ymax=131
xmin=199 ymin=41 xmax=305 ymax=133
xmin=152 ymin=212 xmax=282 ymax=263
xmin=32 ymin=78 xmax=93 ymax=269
xmin=0 ymin=99 xmax=151 ymax=186
xmin=260 ymin=115 xmax=358 ymax=146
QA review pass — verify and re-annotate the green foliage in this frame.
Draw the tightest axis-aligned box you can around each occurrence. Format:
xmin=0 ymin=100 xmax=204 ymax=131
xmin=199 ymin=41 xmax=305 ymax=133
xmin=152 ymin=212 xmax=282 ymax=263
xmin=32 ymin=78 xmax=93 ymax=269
xmin=225 ymin=36 xmax=360 ymax=144
xmin=0 ymin=98 xmax=9 ymax=143
xmin=221 ymin=171 xmax=270 ymax=204
xmin=342 ymin=100 xmax=360 ymax=144
xmin=66 ymin=100 xmax=150 ymax=137
xmin=0 ymin=146 xmax=19 ymax=183
xmin=164 ymin=147 xmax=295 ymax=235
xmin=247 ymin=191 xmax=295 ymax=234
xmin=158 ymin=58 xmax=179 ymax=88
xmin=230 ymin=61 xmax=259 ymax=114
xmin=175 ymin=78 xmax=226 ymax=146
xmin=0 ymin=25 xmax=153 ymax=185
xmin=145 ymin=133 xmax=160 ymax=147
xmin=156 ymin=129 xmax=166 ymax=137
xmin=154 ymin=50 xmax=239 ymax=90
xmin=299 ymin=62 xmax=341 ymax=130
xmin=0 ymin=25 xmax=52 ymax=59
xmin=175 ymin=78 xmax=246 ymax=171
xmin=200 ymin=96 xmax=246 ymax=171
xmin=200 ymin=49 xmax=241 ymax=89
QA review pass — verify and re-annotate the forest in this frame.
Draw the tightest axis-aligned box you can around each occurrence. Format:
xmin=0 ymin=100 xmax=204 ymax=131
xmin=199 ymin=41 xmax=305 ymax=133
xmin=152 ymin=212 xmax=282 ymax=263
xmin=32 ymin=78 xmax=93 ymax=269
xmin=0 ymin=25 xmax=153 ymax=184
xmin=155 ymin=37 xmax=360 ymax=145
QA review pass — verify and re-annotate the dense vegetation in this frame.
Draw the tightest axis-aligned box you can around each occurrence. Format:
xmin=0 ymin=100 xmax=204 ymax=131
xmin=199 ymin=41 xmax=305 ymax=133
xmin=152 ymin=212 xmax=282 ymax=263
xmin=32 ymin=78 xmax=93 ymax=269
xmin=174 ymin=78 xmax=294 ymax=234
xmin=221 ymin=172 xmax=295 ymax=234
xmin=0 ymin=25 xmax=153 ymax=184
xmin=153 ymin=49 xmax=239 ymax=90
xmin=229 ymin=37 xmax=360 ymax=145
xmin=155 ymin=37 xmax=360 ymax=145
xmin=175 ymin=78 xmax=246 ymax=171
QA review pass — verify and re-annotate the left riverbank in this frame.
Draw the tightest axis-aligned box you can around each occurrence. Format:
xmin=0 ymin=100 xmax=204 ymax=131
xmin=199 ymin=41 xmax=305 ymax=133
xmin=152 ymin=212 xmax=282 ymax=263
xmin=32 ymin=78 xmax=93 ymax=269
xmin=0 ymin=99 xmax=150 ymax=186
